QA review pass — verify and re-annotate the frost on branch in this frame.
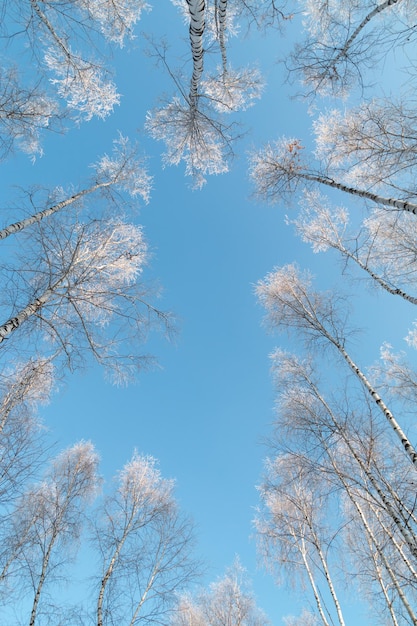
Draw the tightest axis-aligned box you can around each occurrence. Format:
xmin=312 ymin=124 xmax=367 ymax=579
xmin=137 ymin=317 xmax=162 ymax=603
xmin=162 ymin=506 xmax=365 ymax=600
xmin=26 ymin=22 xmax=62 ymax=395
xmin=172 ymin=559 xmax=268 ymax=626
xmin=363 ymin=209 xmax=417 ymax=288
xmin=44 ymin=47 xmax=120 ymax=121
xmin=314 ymin=101 xmax=417 ymax=192
xmin=0 ymin=67 xmax=59 ymax=160
xmin=292 ymin=190 xmax=350 ymax=254
xmin=117 ymin=452 xmax=174 ymax=508
xmin=76 ymin=0 xmax=151 ymax=47
xmin=256 ymin=263 xmax=346 ymax=346
xmin=1 ymin=213 xmax=171 ymax=383
xmin=202 ymin=66 xmax=264 ymax=113
xmin=283 ymin=610 xmax=319 ymax=626
xmin=93 ymin=134 xmax=152 ymax=202
xmin=146 ymin=98 xmax=230 ymax=188
xmin=0 ymin=358 xmax=54 ymax=418
xmin=249 ymin=138 xmax=305 ymax=203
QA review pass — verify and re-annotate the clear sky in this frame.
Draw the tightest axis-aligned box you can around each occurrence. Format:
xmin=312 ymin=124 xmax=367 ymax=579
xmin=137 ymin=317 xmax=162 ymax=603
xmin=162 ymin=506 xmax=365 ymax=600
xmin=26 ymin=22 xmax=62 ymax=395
xmin=2 ymin=2 xmax=416 ymax=625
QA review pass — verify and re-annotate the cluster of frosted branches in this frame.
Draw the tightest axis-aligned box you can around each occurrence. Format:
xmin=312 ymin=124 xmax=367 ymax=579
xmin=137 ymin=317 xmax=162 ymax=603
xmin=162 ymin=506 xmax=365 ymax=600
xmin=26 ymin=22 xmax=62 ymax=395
xmin=249 ymin=138 xmax=306 ymax=202
xmin=146 ymin=98 xmax=231 ymax=188
xmin=256 ymin=347 xmax=417 ymax=624
xmin=0 ymin=67 xmax=59 ymax=160
xmin=44 ymin=48 xmax=120 ymax=121
xmin=76 ymin=0 xmax=151 ymax=46
xmin=290 ymin=0 xmax=414 ymax=97
xmin=314 ymin=100 xmax=417 ymax=193
xmin=290 ymin=191 xmax=417 ymax=307
xmin=0 ymin=0 xmax=152 ymax=156
xmin=172 ymin=560 xmax=268 ymax=626
xmin=291 ymin=190 xmax=350 ymax=254
xmin=117 ymin=452 xmax=174 ymax=507
xmin=0 ymin=211 xmax=173 ymax=384
xmin=202 ymin=66 xmax=263 ymax=113
xmin=148 ymin=0 xmax=264 ymax=185
xmin=93 ymin=134 xmax=153 ymax=201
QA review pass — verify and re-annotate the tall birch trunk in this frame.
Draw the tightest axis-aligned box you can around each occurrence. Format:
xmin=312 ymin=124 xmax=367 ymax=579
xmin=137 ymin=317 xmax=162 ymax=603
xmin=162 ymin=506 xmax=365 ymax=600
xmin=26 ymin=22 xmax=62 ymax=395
xmin=372 ymin=505 xmax=417 ymax=581
xmin=320 ymin=438 xmax=408 ymax=624
xmin=300 ymin=171 xmax=417 ymax=214
xmin=0 ymin=182 xmax=111 ymax=241
xmin=97 ymin=511 xmax=137 ymax=626
xmin=128 ymin=564 xmax=159 ymax=626
xmin=334 ymin=340 xmax=417 ymax=466
xmin=333 ymin=0 xmax=402 ymax=65
xmin=186 ymin=0 xmax=205 ymax=108
xmin=29 ymin=540 xmax=55 ymax=626
xmin=344 ymin=483 xmax=417 ymax=625
xmin=313 ymin=381 xmax=417 ymax=559
xmin=298 ymin=537 xmax=330 ymax=626
xmin=216 ymin=0 xmax=228 ymax=76
xmin=314 ymin=540 xmax=345 ymax=626
xmin=0 ymin=281 xmax=64 ymax=345
xmin=330 ymin=243 xmax=417 ymax=305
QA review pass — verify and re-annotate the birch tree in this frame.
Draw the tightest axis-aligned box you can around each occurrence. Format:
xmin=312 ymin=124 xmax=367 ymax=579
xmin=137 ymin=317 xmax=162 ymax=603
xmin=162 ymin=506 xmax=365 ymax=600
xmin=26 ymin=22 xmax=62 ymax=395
xmin=287 ymin=0 xmax=416 ymax=97
xmin=249 ymin=137 xmax=417 ymax=214
xmin=256 ymin=264 xmax=417 ymax=466
xmin=0 ymin=212 xmax=170 ymax=384
xmin=261 ymin=349 xmax=417 ymax=622
xmin=291 ymin=191 xmax=417 ymax=306
xmin=0 ymin=134 xmax=151 ymax=242
xmin=92 ymin=452 xmax=197 ymax=626
xmin=257 ymin=454 xmax=346 ymax=626
xmin=313 ymin=100 xmax=417 ymax=195
xmin=147 ymin=2 xmax=239 ymax=187
xmin=2 ymin=441 xmax=100 ymax=625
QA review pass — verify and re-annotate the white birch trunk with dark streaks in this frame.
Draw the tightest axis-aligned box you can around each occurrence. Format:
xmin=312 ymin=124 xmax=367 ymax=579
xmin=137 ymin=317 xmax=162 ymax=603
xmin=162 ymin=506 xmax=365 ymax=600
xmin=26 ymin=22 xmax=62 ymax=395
xmin=186 ymin=0 xmax=205 ymax=107
xmin=0 ymin=279 xmax=65 ymax=344
xmin=0 ymin=182 xmax=110 ymax=241
xmin=333 ymin=0 xmax=402 ymax=66
xmin=300 ymin=171 xmax=417 ymax=214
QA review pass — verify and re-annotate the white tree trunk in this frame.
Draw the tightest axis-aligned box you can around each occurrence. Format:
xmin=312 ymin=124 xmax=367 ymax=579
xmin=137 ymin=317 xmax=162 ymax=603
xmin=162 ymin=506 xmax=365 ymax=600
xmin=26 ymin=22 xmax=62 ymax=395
xmin=186 ymin=0 xmax=205 ymax=107
xmin=314 ymin=541 xmax=345 ymax=626
xmin=0 ymin=283 xmax=62 ymax=344
xmin=299 ymin=537 xmax=330 ymax=626
xmin=347 ymin=488 xmax=417 ymax=625
xmin=216 ymin=0 xmax=228 ymax=75
xmin=301 ymin=172 xmax=417 ymax=214
xmin=334 ymin=0 xmax=402 ymax=64
xmin=0 ymin=182 xmax=110 ymax=241
xmin=315 ymin=383 xmax=417 ymax=558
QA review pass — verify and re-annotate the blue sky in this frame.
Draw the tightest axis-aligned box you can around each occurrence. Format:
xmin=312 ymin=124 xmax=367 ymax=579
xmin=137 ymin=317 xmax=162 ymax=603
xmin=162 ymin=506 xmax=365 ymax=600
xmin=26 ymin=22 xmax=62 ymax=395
xmin=2 ymin=2 xmax=417 ymax=625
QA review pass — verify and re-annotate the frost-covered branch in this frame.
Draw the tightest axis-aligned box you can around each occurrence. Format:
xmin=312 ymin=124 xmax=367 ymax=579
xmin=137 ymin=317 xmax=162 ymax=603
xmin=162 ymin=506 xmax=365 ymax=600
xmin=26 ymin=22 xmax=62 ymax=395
xmin=249 ymin=138 xmax=417 ymax=213
xmin=256 ymin=265 xmax=417 ymax=466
